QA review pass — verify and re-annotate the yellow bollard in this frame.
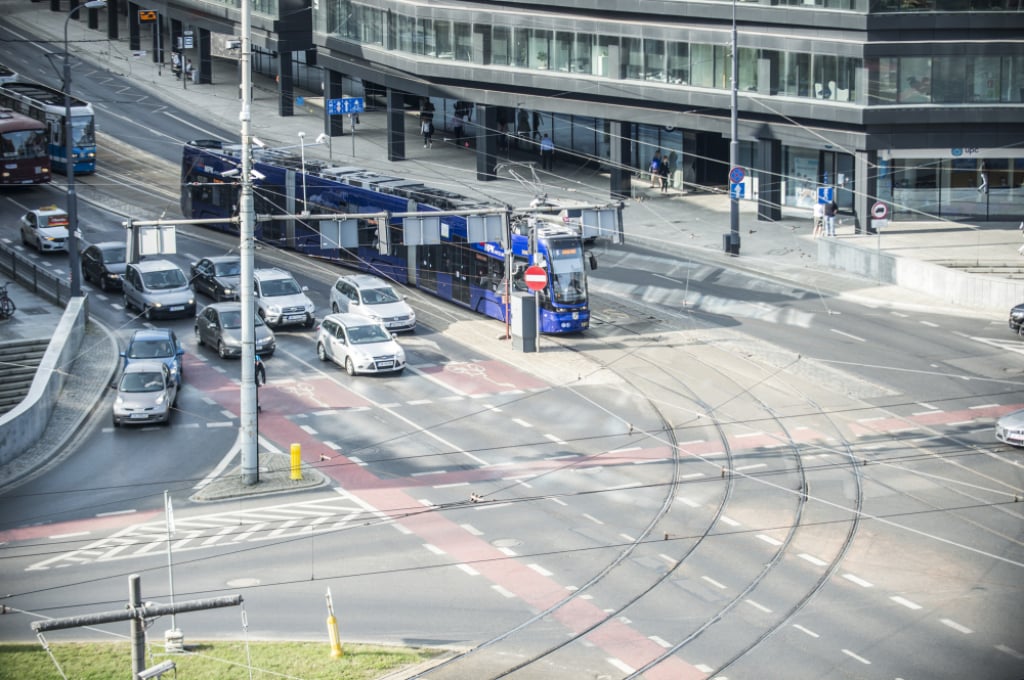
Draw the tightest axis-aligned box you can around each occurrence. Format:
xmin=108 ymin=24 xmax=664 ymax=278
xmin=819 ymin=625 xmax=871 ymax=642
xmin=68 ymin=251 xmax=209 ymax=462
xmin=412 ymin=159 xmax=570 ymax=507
xmin=290 ymin=443 xmax=302 ymax=481
xmin=326 ymin=588 xmax=343 ymax=658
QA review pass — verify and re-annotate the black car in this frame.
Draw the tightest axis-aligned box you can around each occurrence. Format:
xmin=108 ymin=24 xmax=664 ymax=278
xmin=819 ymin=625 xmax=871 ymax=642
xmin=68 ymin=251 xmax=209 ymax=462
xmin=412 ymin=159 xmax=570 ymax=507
xmin=1010 ymin=302 xmax=1024 ymax=335
xmin=81 ymin=241 xmax=128 ymax=291
xmin=190 ymin=255 xmax=242 ymax=301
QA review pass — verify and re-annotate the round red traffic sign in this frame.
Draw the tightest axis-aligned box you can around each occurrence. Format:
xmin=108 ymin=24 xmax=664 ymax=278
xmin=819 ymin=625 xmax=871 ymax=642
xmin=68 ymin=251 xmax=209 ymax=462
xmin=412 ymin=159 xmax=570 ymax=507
xmin=524 ymin=265 xmax=547 ymax=292
xmin=871 ymin=201 xmax=888 ymax=219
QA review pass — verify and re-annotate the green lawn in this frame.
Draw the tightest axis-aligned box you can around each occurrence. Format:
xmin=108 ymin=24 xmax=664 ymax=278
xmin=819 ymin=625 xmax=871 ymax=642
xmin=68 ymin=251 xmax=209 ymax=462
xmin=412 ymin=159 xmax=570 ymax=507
xmin=0 ymin=641 xmax=439 ymax=679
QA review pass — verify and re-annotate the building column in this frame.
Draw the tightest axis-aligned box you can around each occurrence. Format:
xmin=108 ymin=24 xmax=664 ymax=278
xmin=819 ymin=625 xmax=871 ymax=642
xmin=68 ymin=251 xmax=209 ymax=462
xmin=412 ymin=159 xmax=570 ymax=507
xmin=855 ymin=150 xmax=876 ymax=234
xmin=51 ymin=0 xmax=61 ymax=13
xmin=128 ymin=1 xmax=140 ymax=51
xmin=757 ymin=138 xmax=782 ymax=222
xmin=475 ymin=103 xmax=497 ymax=182
xmin=609 ymin=121 xmax=633 ymax=201
xmin=386 ymin=88 xmax=406 ymax=162
xmin=277 ymin=52 xmax=294 ymax=117
xmin=87 ymin=2 xmax=99 ymax=29
xmin=323 ymin=68 xmax=345 ymax=138
xmin=106 ymin=0 xmax=118 ymax=40
xmin=196 ymin=27 xmax=211 ymax=84
xmin=151 ymin=14 xmax=165 ymax=67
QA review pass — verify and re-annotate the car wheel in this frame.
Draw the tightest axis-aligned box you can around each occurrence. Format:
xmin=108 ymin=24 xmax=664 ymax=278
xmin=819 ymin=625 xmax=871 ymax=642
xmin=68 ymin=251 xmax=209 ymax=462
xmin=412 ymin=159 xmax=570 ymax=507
xmin=316 ymin=342 xmax=327 ymax=362
xmin=393 ymin=367 xmax=405 ymax=375
xmin=218 ymin=341 xmax=229 ymax=359
xmin=195 ymin=325 xmax=203 ymax=346
xmin=123 ymin=293 xmax=132 ymax=312
xmin=21 ymin=231 xmax=28 ymax=246
xmin=112 ymin=415 xmax=120 ymax=428
xmin=345 ymin=357 xmax=356 ymax=376
xmin=304 ymin=316 xmax=315 ymax=328
xmin=214 ymin=289 xmax=223 ymax=302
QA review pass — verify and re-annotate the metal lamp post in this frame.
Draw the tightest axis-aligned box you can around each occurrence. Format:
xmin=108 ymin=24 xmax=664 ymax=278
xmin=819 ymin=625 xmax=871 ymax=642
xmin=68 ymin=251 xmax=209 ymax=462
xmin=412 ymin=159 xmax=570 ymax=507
xmin=728 ymin=0 xmax=740 ymax=256
xmin=64 ymin=0 xmax=106 ymax=298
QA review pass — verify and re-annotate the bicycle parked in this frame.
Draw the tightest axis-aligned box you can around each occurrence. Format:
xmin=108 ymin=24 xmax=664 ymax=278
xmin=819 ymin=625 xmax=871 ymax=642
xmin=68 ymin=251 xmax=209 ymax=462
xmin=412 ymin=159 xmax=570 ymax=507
xmin=0 ymin=281 xmax=15 ymax=320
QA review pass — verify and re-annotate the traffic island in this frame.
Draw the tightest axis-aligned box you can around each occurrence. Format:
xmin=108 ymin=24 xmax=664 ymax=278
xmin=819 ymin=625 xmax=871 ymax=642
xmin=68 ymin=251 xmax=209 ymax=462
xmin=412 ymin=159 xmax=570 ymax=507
xmin=191 ymin=451 xmax=327 ymax=502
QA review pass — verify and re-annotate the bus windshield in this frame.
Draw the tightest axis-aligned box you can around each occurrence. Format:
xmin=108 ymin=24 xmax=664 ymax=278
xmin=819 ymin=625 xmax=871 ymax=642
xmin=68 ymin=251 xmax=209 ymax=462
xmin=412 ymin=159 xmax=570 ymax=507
xmin=0 ymin=129 xmax=47 ymax=159
xmin=546 ymin=241 xmax=586 ymax=305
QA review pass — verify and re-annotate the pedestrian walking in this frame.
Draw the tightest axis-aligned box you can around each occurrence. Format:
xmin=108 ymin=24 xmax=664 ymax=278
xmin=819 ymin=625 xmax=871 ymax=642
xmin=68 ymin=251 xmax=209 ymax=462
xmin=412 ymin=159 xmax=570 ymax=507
xmin=421 ymin=119 xmax=434 ymax=148
xmin=824 ymin=198 xmax=838 ymax=236
xmin=255 ymin=354 xmax=266 ymax=411
xmin=451 ymin=112 xmax=465 ymax=145
xmin=658 ymin=159 xmax=670 ymax=192
xmin=813 ymin=201 xmax=825 ymax=238
xmin=649 ymin=151 xmax=662 ymax=188
xmin=539 ymin=133 xmax=554 ymax=170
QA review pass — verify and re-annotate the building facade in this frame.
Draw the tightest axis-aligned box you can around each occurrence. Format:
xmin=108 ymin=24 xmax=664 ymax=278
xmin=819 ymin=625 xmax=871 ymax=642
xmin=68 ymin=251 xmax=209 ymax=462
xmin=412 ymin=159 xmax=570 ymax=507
xmin=92 ymin=0 xmax=1024 ymax=226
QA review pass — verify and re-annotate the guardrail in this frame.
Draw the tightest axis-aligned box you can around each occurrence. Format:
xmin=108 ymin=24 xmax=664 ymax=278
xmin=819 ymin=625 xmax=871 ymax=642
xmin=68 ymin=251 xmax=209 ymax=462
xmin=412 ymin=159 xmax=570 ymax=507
xmin=0 ymin=242 xmax=73 ymax=307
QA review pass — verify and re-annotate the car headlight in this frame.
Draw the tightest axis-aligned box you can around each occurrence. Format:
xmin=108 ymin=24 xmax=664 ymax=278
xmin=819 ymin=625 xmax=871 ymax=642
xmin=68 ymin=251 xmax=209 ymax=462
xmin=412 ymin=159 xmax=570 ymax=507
xmin=268 ymin=305 xmax=281 ymax=315
xmin=114 ymin=396 xmax=124 ymax=407
xmin=396 ymin=348 xmax=406 ymax=362
xmin=155 ymin=393 xmax=166 ymax=405
xmin=152 ymin=302 xmax=164 ymax=308
xmin=223 ymin=288 xmax=234 ymax=296
xmin=305 ymin=302 xmax=315 ymax=313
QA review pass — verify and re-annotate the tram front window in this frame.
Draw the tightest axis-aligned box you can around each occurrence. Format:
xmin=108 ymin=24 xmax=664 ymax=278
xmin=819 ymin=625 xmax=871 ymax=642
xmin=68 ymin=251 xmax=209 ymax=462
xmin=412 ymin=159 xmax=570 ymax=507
xmin=547 ymin=248 xmax=586 ymax=304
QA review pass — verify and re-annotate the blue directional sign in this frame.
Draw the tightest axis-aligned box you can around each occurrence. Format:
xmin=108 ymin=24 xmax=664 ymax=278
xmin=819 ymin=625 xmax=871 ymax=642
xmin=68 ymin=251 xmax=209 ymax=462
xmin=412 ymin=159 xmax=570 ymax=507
xmin=817 ymin=186 xmax=834 ymax=204
xmin=327 ymin=97 xmax=365 ymax=116
xmin=730 ymin=182 xmax=745 ymax=200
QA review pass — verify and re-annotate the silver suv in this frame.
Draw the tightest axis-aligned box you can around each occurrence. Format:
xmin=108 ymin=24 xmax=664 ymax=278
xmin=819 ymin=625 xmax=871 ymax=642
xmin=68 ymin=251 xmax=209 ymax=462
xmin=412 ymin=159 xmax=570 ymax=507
xmin=122 ymin=259 xmax=196 ymax=320
xmin=253 ymin=267 xmax=316 ymax=328
xmin=330 ymin=274 xmax=416 ymax=332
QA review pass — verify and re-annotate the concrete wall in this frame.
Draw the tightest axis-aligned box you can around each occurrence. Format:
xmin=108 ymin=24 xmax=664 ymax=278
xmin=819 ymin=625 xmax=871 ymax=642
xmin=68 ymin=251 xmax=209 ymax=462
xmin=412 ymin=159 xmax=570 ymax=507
xmin=0 ymin=298 xmax=88 ymax=465
xmin=819 ymin=239 xmax=1024 ymax=313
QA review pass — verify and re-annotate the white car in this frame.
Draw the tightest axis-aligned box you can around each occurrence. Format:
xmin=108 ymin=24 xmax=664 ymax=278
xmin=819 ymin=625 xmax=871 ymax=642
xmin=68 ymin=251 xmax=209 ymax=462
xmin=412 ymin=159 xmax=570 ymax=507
xmin=112 ymin=360 xmax=178 ymax=427
xmin=329 ymin=274 xmax=416 ymax=332
xmin=995 ymin=408 xmax=1024 ymax=447
xmin=254 ymin=267 xmax=316 ymax=328
xmin=315 ymin=313 xmax=406 ymax=376
xmin=20 ymin=205 xmax=69 ymax=252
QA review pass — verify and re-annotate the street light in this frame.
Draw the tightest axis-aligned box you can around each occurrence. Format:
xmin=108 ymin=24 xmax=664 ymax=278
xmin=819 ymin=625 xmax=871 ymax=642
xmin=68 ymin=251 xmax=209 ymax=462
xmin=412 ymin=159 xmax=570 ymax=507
xmin=64 ymin=0 xmax=106 ymax=298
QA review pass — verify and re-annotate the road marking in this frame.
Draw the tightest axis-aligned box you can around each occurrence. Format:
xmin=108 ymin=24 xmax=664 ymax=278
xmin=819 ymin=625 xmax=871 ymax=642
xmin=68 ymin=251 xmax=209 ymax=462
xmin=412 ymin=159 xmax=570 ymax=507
xmin=680 ymin=472 xmax=705 ymax=479
xmin=735 ymin=463 xmax=766 ymax=471
xmin=830 ymin=328 xmax=866 ymax=342
xmin=460 ymin=523 xmax=483 ymax=536
xmin=659 ymin=554 xmax=676 ymax=565
xmin=633 ymin=457 xmax=667 ymax=465
xmin=799 ymin=553 xmax=828 ymax=567
xmin=891 ymin=595 xmax=922 ymax=610
xmin=300 ymin=424 xmax=318 ymax=435
xmin=433 ymin=482 xmax=469 ymax=489
xmin=649 ymin=635 xmax=671 ymax=648
xmin=757 ymin=534 xmax=783 ymax=546
xmin=919 ymin=320 xmax=939 ymax=327
xmin=457 ymin=563 xmax=479 ymax=576
xmin=96 ymin=509 xmax=137 ymax=517
xmin=512 ymin=418 xmax=532 ymax=428
xmin=582 ymin=513 xmax=604 ymax=525
xmin=842 ymin=649 xmax=871 ymax=664
xmin=606 ymin=658 xmax=634 ymax=674
xmin=528 ymin=563 xmax=553 ymax=577
xmin=746 ymin=599 xmax=771 ymax=613
xmin=677 ymin=496 xmax=700 ymax=508
xmin=544 ymin=433 xmax=566 ymax=444
xmin=995 ymin=644 xmax=1024 ymax=659
xmin=719 ymin=515 xmax=740 ymax=526
xmin=207 ymin=421 xmax=233 ymax=428
xmin=843 ymin=573 xmax=873 ymax=588
xmin=423 ymin=543 xmax=445 ymax=555
xmin=49 ymin=531 xmax=90 ymax=539
xmin=324 ymin=441 xmax=342 ymax=451
xmin=702 ymin=575 xmax=727 ymax=589
xmin=940 ymin=618 xmax=973 ymax=634
xmin=492 ymin=585 xmax=516 ymax=598
xmin=793 ymin=624 xmax=819 ymax=638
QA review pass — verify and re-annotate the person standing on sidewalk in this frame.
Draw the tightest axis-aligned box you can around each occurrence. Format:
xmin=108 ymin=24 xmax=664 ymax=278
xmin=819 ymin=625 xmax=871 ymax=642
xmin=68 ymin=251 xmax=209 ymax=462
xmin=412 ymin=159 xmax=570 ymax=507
xmin=539 ymin=133 xmax=555 ymax=170
xmin=813 ymin=200 xmax=825 ymax=238
xmin=824 ymin=198 xmax=838 ymax=236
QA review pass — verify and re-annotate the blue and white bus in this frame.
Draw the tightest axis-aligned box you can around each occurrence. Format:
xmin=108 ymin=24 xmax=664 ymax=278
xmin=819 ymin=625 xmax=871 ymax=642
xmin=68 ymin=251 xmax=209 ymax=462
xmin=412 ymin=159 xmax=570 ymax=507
xmin=0 ymin=81 xmax=96 ymax=175
xmin=180 ymin=140 xmax=596 ymax=334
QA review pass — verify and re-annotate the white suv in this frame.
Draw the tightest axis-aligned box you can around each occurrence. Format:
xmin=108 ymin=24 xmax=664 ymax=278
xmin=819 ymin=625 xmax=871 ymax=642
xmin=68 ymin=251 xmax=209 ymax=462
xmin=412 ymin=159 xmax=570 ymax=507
xmin=329 ymin=274 xmax=416 ymax=332
xmin=253 ymin=267 xmax=316 ymax=328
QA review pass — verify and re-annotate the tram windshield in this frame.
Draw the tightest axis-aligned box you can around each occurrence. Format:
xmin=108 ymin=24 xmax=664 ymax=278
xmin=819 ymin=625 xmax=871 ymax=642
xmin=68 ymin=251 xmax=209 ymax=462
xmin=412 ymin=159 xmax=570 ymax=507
xmin=546 ymin=241 xmax=586 ymax=304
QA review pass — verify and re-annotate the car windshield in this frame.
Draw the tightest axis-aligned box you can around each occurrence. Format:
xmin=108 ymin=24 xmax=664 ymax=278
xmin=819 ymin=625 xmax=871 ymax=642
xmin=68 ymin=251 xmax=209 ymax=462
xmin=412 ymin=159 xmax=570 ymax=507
xmin=141 ymin=268 xmax=187 ymax=290
xmin=128 ymin=339 xmax=174 ymax=359
xmin=102 ymin=246 xmax=126 ymax=264
xmin=219 ymin=310 xmax=264 ymax=329
xmin=347 ymin=324 xmax=391 ymax=344
xmin=260 ymin=277 xmax=301 ymax=297
xmin=215 ymin=261 xmax=241 ymax=276
xmin=360 ymin=286 xmax=400 ymax=305
xmin=119 ymin=371 xmax=164 ymax=392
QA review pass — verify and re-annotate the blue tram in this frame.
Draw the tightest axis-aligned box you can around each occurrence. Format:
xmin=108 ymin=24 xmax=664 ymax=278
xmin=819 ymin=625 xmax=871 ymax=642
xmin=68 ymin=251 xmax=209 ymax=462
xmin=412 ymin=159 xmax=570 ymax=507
xmin=180 ymin=140 xmax=594 ymax=334
xmin=0 ymin=81 xmax=97 ymax=175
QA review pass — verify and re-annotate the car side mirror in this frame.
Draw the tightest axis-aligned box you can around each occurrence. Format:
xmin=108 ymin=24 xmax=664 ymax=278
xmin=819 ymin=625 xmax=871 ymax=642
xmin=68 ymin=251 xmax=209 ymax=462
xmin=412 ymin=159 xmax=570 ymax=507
xmin=301 ymin=285 xmax=309 ymax=292
xmin=176 ymin=348 xmax=185 ymax=356
xmin=119 ymin=351 xmax=126 ymax=358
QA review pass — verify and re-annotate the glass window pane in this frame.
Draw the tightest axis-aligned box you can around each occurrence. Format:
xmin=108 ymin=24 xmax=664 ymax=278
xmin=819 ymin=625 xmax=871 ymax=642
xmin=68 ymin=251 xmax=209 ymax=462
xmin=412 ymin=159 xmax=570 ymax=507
xmin=573 ymin=35 xmax=593 ymax=74
xmin=644 ymin=39 xmax=665 ymax=82
xmin=738 ymin=47 xmax=758 ymax=92
xmin=691 ymin=44 xmax=715 ymax=88
xmin=454 ymin=23 xmax=472 ymax=61
xmin=931 ymin=56 xmax=965 ymax=102
xmin=554 ymin=32 xmax=573 ymax=72
xmin=814 ymin=54 xmax=837 ymax=99
xmin=514 ymin=28 xmax=530 ymax=68
xmin=624 ymin=38 xmax=642 ymax=80
xmin=417 ymin=19 xmax=434 ymax=57
xmin=493 ymin=27 xmax=511 ymax=66
xmin=530 ymin=30 xmax=552 ymax=70
xmin=898 ymin=57 xmax=932 ymax=103
xmin=596 ymin=36 xmax=618 ymax=78
xmin=966 ymin=55 xmax=1001 ymax=102
xmin=435 ymin=20 xmax=452 ymax=59
xmin=668 ymin=42 xmax=688 ymax=84
xmin=1003 ymin=56 xmax=1024 ymax=102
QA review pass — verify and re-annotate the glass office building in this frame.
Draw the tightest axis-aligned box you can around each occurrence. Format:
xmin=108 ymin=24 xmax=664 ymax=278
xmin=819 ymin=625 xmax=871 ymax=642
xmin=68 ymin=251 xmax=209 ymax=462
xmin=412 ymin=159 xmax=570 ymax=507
xmin=160 ymin=0 xmax=1023 ymax=225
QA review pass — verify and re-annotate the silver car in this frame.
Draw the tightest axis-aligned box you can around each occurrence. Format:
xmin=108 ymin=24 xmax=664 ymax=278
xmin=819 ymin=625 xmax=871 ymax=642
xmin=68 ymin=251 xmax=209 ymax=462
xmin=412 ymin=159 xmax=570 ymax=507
xmin=122 ymin=259 xmax=197 ymax=320
xmin=329 ymin=274 xmax=416 ymax=332
xmin=112 ymin=360 xmax=178 ymax=427
xmin=995 ymin=408 xmax=1024 ymax=448
xmin=315 ymin=313 xmax=406 ymax=376
xmin=195 ymin=302 xmax=276 ymax=359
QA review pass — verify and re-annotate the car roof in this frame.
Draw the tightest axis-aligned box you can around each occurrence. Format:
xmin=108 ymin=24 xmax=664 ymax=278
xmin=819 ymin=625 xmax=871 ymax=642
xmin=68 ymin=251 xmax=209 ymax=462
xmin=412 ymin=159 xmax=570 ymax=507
xmin=129 ymin=328 xmax=175 ymax=342
xmin=87 ymin=240 xmax=125 ymax=251
xmin=203 ymin=255 xmax=240 ymax=264
xmin=205 ymin=302 xmax=243 ymax=312
xmin=254 ymin=267 xmax=293 ymax=281
xmin=122 ymin=359 xmax=168 ymax=373
xmin=130 ymin=258 xmax=181 ymax=273
xmin=340 ymin=274 xmax=394 ymax=289
xmin=324 ymin=312 xmax=383 ymax=328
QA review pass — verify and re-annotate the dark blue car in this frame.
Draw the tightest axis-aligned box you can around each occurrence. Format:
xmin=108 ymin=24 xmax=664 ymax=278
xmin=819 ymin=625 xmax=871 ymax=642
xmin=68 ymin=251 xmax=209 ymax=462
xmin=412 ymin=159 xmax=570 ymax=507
xmin=120 ymin=328 xmax=185 ymax=385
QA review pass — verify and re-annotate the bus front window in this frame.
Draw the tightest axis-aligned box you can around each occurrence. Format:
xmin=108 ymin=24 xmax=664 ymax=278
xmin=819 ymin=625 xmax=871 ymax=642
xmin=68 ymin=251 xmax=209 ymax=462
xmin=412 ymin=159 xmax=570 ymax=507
xmin=546 ymin=244 xmax=586 ymax=305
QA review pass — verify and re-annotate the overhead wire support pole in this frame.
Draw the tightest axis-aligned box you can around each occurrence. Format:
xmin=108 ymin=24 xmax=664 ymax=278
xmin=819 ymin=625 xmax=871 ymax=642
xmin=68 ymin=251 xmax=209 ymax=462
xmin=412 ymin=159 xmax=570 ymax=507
xmin=239 ymin=0 xmax=258 ymax=486
xmin=729 ymin=0 xmax=741 ymax=256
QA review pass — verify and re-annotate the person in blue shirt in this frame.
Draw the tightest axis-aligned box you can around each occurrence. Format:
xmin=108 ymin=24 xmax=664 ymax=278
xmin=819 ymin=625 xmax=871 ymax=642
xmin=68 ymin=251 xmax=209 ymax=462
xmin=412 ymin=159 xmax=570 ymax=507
xmin=539 ymin=134 xmax=555 ymax=170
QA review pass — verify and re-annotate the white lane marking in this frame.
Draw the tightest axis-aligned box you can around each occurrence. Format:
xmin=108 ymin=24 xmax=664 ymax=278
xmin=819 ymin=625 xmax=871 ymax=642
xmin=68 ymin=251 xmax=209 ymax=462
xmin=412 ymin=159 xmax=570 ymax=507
xmin=50 ymin=531 xmax=90 ymax=539
xmin=970 ymin=403 xmax=999 ymax=409
xmin=619 ymin=534 xmax=634 ymax=542
xmin=735 ymin=463 xmax=767 ymax=471
xmin=610 ymin=446 xmax=641 ymax=453
xmin=460 ymin=523 xmax=483 ymax=536
xmin=891 ymin=595 xmax=922 ymax=610
xmin=995 ymin=644 xmax=1024 ymax=660
xmin=677 ymin=496 xmax=700 ymax=508
xmin=634 ymin=457 xmax=667 ymax=465
xmin=606 ymin=658 xmax=634 ymax=674
xmin=659 ymin=554 xmax=676 ymax=565
xmin=207 ymin=422 xmax=233 ymax=428
xmin=831 ymin=328 xmax=866 ymax=342
xmin=919 ymin=320 xmax=939 ymax=328
xmin=96 ymin=509 xmax=137 ymax=517
xmin=300 ymin=424 xmax=318 ymax=435
xmin=412 ymin=470 xmax=446 ymax=476
xmin=607 ymin=483 xmax=642 ymax=491
xmin=528 ymin=563 xmax=552 ymax=577
xmin=544 ymin=433 xmax=566 ymax=444
xmin=757 ymin=534 xmax=783 ymax=546
xmin=702 ymin=575 xmax=726 ymax=589
xmin=736 ymin=431 xmax=764 ymax=439
xmin=433 ymin=482 xmax=469 ymax=489
xmin=680 ymin=472 xmax=705 ymax=479
xmin=201 ymin=396 xmax=217 ymax=405
xmin=457 ymin=563 xmax=479 ymax=576
xmin=549 ymin=497 xmax=567 ymax=506
xmin=843 ymin=573 xmax=873 ymax=588
xmin=799 ymin=553 xmax=828 ymax=567
xmin=842 ymin=649 xmax=871 ymax=664
xmin=497 ymin=546 xmax=517 ymax=556
xmin=582 ymin=513 xmax=604 ymax=525
xmin=492 ymin=585 xmax=516 ymax=598
xmin=324 ymin=441 xmax=341 ymax=451
xmin=793 ymin=624 xmax=819 ymax=638
xmin=423 ymin=543 xmax=445 ymax=555
xmin=162 ymin=110 xmax=233 ymax=139
xmin=940 ymin=618 xmax=973 ymax=634
xmin=511 ymin=417 xmax=532 ymax=428
xmin=719 ymin=515 xmax=740 ymax=526
xmin=694 ymin=664 xmax=714 ymax=672
xmin=649 ymin=635 xmax=672 ymax=648
xmin=746 ymin=599 xmax=772 ymax=613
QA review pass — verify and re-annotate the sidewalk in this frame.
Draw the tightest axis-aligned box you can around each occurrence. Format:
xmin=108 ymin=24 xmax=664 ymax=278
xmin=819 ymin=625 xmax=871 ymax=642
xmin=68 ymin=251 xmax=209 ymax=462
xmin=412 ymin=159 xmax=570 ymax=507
xmin=1 ymin=0 xmax=1022 ymax=497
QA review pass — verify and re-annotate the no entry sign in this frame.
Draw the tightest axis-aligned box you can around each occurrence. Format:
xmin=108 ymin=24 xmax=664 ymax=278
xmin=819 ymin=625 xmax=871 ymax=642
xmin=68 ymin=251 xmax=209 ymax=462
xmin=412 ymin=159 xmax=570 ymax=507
xmin=524 ymin=265 xmax=547 ymax=292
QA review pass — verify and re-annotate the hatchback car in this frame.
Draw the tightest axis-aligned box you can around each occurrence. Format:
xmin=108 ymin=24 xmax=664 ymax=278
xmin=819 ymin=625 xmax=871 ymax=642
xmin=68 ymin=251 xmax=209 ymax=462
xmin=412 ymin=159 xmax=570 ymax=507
xmin=195 ymin=302 xmax=276 ymax=358
xmin=81 ymin=241 xmax=128 ymax=291
xmin=329 ymin=274 xmax=416 ymax=332
xmin=112 ymin=360 xmax=178 ymax=427
xmin=995 ymin=408 xmax=1024 ymax=447
xmin=1009 ymin=303 xmax=1024 ymax=336
xmin=254 ymin=267 xmax=315 ymax=328
xmin=121 ymin=328 xmax=184 ymax=385
xmin=315 ymin=313 xmax=406 ymax=376
xmin=20 ymin=205 xmax=69 ymax=252
xmin=122 ymin=259 xmax=196 ymax=320
xmin=190 ymin=255 xmax=242 ymax=301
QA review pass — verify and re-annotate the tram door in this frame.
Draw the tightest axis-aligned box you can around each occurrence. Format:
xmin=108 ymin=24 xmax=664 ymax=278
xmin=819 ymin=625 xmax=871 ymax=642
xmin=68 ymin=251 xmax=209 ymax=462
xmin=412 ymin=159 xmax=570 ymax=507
xmin=821 ymin=151 xmax=855 ymax=212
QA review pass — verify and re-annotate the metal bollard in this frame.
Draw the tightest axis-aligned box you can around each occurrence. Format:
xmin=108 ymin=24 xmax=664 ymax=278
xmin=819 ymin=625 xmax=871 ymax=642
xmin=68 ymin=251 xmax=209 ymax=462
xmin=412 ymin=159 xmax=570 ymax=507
xmin=326 ymin=588 xmax=343 ymax=658
xmin=290 ymin=443 xmax=302 ymax=481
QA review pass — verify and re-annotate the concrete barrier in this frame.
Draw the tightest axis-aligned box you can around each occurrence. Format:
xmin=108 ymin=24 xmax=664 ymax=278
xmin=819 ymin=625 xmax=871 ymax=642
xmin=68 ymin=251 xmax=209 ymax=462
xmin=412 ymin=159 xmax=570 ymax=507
xmin=819 ymin=238 xmax=1024 ymax=313
xmin=0 ymin=298 xmax=88 ymax=465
